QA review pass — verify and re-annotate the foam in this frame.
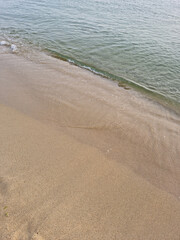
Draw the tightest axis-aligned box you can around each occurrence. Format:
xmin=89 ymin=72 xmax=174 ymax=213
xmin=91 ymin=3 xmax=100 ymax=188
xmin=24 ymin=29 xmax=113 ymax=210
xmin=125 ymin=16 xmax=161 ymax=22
xmin=0 ymin=41 xmax=17 ymax=52
xmin=10 ymin=44 xmax=17 ymax=52
xmin=0 ymin=40 xmax=10 ymax=46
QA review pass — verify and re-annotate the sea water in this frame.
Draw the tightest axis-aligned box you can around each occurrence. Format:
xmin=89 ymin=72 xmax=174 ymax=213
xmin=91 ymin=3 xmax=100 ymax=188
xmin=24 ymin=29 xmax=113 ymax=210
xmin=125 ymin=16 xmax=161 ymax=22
xmin=0 ymin=0 xmax=180 ymax=108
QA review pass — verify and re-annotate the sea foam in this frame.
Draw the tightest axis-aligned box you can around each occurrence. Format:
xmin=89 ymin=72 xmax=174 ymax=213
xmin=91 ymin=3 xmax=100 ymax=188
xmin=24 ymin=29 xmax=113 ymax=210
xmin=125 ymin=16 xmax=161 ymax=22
xmin=10 ymin=44 xmax=17 ymax=52
xmin=0 ymin=40 xmax=10 ymax=46
xmin=0 ymin=41 xmax=17 ymax=52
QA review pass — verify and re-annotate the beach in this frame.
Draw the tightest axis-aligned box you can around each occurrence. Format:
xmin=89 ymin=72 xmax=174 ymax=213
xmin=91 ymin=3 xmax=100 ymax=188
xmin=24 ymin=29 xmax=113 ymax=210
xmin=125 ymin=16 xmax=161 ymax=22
xmin=0 ymin=53 xmax=180 ymax=239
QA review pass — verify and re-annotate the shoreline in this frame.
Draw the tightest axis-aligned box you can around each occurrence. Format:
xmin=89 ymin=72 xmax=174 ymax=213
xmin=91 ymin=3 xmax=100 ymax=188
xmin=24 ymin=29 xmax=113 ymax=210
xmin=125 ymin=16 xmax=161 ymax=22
xmin=1 ymin=42 xmax=180 ymax=114
xmin=0 ymin=52 xmax=180 ymax=239
xmin=47 ymin=48 xmax=180 ymax=116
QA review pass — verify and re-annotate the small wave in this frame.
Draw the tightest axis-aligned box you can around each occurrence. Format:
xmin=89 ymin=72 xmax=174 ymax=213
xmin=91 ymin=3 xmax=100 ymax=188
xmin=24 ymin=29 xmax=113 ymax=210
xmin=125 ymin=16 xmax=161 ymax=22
xmin=67 ymin=57 xmax=105 ymax=77
xmin=81 ymin=65 xmax=105 ymax=76
xmin=68 ymin=59 xmax=75 ymax=64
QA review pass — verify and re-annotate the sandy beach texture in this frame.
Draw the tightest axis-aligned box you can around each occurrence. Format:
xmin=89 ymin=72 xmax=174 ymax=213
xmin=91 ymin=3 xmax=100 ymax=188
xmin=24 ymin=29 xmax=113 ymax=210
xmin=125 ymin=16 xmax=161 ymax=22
xmin=0 ymin=53 xmax=180 ymax=240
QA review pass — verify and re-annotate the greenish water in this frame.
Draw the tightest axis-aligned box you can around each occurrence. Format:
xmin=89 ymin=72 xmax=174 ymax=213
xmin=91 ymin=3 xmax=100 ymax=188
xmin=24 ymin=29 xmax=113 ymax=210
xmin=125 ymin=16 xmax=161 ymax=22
xmin=0 ymin=0 xmax=180 ymax=109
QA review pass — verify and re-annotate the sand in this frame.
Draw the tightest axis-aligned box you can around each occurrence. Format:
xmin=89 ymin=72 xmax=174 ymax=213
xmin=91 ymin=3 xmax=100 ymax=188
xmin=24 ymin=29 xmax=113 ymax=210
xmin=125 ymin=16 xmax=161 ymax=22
xmin=0 ymin=53 xmax=180 ymax=240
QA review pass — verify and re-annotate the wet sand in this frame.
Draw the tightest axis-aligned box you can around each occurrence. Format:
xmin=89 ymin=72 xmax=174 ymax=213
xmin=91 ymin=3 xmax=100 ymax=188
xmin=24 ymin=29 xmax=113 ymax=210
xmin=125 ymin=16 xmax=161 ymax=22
xmin=0 ymin=53 xmax=180 ymax=239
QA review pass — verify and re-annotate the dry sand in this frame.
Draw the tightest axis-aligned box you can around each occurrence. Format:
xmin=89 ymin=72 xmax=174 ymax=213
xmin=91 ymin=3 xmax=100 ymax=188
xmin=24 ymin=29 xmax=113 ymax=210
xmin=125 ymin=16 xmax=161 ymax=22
xmin=0 ymin=53 xmax=180 ymax=240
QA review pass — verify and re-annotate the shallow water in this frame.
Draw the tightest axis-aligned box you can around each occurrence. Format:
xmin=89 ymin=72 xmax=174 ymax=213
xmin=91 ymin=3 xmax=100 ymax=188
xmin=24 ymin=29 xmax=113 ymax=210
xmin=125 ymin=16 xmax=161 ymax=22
xmin=0 ymin=0 xmax=180 ymax=106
